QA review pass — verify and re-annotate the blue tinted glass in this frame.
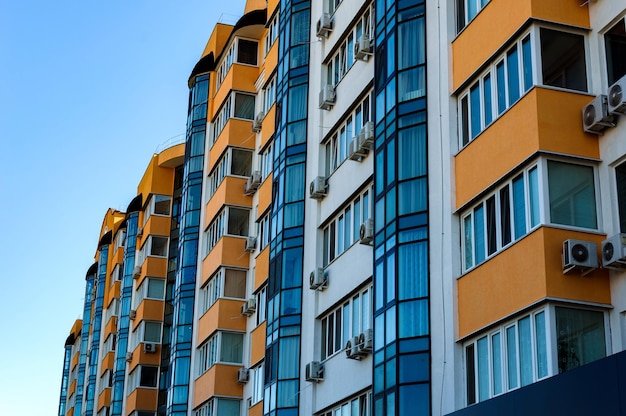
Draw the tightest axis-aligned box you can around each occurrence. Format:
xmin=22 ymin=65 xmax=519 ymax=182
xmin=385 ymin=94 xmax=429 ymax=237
xmin=483 ymin=74 xmax=492 ymax=126
xmin=464 ymin=215 xmax=473 ymax=268
xmin=507 ymin=47 xmax=520 ymax=105
xmin=399 ymin=299 xmax=428 ymax=338
xmin=398 ymin=241 xmax=428 ymax=300
xmin=492 ymin=332 xmax=503 ymax=395
xmin=399 ymin=353 xmax=429 ymax=383
xmin=468 ymin=0 xmax=478 ymax=21
xmin=477 ymin=336 xmax=489 ymax=401
xmin=470 ymin=83 xmax=481 ymax=139
xmin=474 ymin=205 xmax=485 ymax=264
xmin=519 ymin=316 xmax=533 ymax=386
xmin=522 ymin=36 xmax=533 ymax=91
xmin=535 ymin=312 xmax=548 ymax=379
xmin=513 ymin=175 xmax=527 ymax=239
xmin=529 ymin=167 xmax=540 ymax=227
xmin=496 ymin=62 xmax=506 ymax=114
xmin=506 ymin=326 xmax=518 ymax=389
xmin=398 ymin=178 xmax=427 ymax=215
xmin=399 ymin=384 xmax=429 ymax=416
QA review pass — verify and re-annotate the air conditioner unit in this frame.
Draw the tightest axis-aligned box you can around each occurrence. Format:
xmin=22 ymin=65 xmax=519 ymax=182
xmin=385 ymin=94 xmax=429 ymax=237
xmin=143 ymin=342 xmax=157 ymax=353
xmin=305 ymin=361 xmax=324 ymax=382
xmin=358 ymin=328 xmax=373 ymax=354
xmin=601 ymin=233 xmax=626 ymax=270
xmin=136 ymin=227 xmax=144 ymax=237
xmin=354 ymin=35 xmax=372 ymax=60
xmin=309 ymin=176 xmax=328 ymax=199
xmin=241 ymin=298 xmax=257 ymax=316
xmin=319 ymin=84 xmax=336 ymax=110
xmin=608 ymin=74 xmax=626 ymax=116
xmin=359 ymin=218 xmax=374 ymax=245
xmin=129 ymin=309 xmax=137 ymax=320
xmin=316 ymin=13 xmax=333 ymax=37
xmin=582 ymin=94 xmax=615 ymax=134
xmin=361 ymin=121 xmax=374 ymax=148
xmin=349 ymin=134 xmax=368 ymax=161
xmin=562 ymin=239 xmax=598 ymax=276
xmin=244 ymin=236 xmax=257 ymax=253
xmin=345 ymin=336 xmax=362 ymax=359
xmin=126 ymin=352 xmax=133 ymax=362
xmin=244 ymin=170 xmax=262 ymax=195
xmin=252 ymin=111 xmax=264 ymax=133
xmin=237 ymin=368 xmax=250 ymax=383
xmin=309 ymin=267 xmax=328 ymax=290
xmin=132 ymin=266 xmax=141 ymax=279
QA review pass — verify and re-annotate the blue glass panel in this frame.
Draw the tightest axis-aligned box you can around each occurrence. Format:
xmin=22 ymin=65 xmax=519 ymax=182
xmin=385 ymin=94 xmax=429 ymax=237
xmin=496 ymin=61 xmax=506 ymax=114
xmin=473 ymin=205 xmax=485 ymax=264
xmin=522 ymin=36 xmax=533 ymax=91
xmin=483 ymin=74 xmax=492 ymax=126
xmin=529 ymin=167 xmax=540 ymax=227
xmin=464 ymin=216 xmax=473 ymax=269
xmin=519 ymin=316 xmax=533 ymax=386
xmin=506 ymin=326 xmax=518 ymax=389
xmin=477 ymin=336 xmax=489 ymax=401
xmin=491 ymin=332 xmax=503 ymax=395
xmin=398 ymin=241 xmax=428 ymax=299
xmin=470 ymin=83 xmax=481 ymax=139
xmin=399 ymin=353 xmax=429 ymax=383
xmin=398 ymin=300 xmax=428 ymax=338
xmin=398 ymin=178 xmax=427 ymax=215
xmin=512 ymin=175 xmax=526 ymax=239
xmin=535 ymin=312 xmax=548 ymax=379
xmin=507 ymin=47 xmax=520 ymax=105
xmin=399 ymin=384 xmax=429 ymax=416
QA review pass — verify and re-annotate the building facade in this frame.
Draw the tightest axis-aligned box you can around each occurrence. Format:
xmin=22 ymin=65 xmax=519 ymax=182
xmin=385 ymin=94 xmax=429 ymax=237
xmin=59 ymin=0 xmax=626 ymax=415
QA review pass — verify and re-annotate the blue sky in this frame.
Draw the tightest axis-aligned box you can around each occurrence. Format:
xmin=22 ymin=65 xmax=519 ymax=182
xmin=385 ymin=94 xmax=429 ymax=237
xmin=0 ymin=0 xmax=246 ymax=413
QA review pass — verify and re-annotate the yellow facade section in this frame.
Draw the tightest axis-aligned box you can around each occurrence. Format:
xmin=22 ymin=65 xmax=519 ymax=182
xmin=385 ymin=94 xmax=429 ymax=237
xmin=197 ymin=299 xmax=247 ymax=345
xmin=204 ymin=177 xmax=252 ymax=228
xmin=142 ymin=215 xmax=171 ymax=241
xmin=260 ymin=105 xmax=276 ymax=149
xmin=452 ymin=0 xmax=590 ymax=90
xmin=103 ymin=316 xmax=118 ymax=340
xmin=249 ymin=401 xmax=263 ymax=416
xmin=209 ymin=119 xmax=257 ymax=168
xmin=458 ymin=227 xmax=610 ymax=338
xmin=97 ymin=387 xmax=111 ymax=411
xmin=201 ymin=237 xmax=251 ymax=282
xmin=256 ymin=174 xmax=273 ymax=217
xmin=132 ymin=299 xmax=165 ymax=331
xmin=267 ymin=0 xmax=279 ymax=17
xmin=100 ymin=351 xmax=115 ymax=376
xmin=244 ymin=0 xmax=266 ymax=13
xmin=157 ymin=142 xmax=185 ymax=168
xmin=201 ymin=24 xmax=234 ymax=61
xmin=455 ymin=88 xmax=600 ymax=209
xmin=250 ymin=322 xmax=266 ymax=365
xmin=254 ymin=247 xmax=269 ymax=291
xmin=212 ymin=65 xmax=259 ymax=116
xmin=193 ymin=365 xmax=243 ymax=408
xmin=126 ymin=388 xmax=158 ymax=414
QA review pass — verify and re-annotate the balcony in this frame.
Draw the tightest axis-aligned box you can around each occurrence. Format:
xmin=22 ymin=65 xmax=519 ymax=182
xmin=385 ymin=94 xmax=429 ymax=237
xmin=193 ymin=364 xmax=243 ymax=408
xmin=197 ymin=298 xmax=246 ymax=344
xmin=205 ymin=176 xmax=252 ymax=228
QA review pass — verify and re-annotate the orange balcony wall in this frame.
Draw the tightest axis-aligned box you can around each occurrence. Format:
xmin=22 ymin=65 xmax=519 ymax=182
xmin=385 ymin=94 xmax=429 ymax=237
xmin=250 ymin=322 xmax=266 ymax=365
xmin=260 ymin=105 xmax=276 ymax=150
xmin=193 ymin=364 xmax=243 ymax=408
xmin=249 ymin=401 xmax=264 ymax=416
xmin=132 ymin=299 xmax=165 ymax=331
xmin=256 ymin=174 xmax=273 ymax=216
xmin=209 ymin=119 xmax=256 ymax=168
xmin=267 ymin=0 xmax=279 ymax=17
xmin=458 ymin=227 xmax=609 ymax=338
xmin=67 ymin=407 xmax=75 ymax=416
xmin=262 ymin=41 xmax=279 ymax=80
xmin=106 ymin=281 xmax=120 ymax=307
xmin=112 ymin=247 xmax=124 ymax=266
xmin=212 ymin=64 xmax=259 ymax=116
xmin=455 ymin=88 xmax=600 ymax=209
xmin=126 ymin=388 xmax=158 ymax=414
xmin=197 ymin=299 xmax=247 ymax=344
xmin=157 ymin=142 xmax=185 ymax=168
xmin=141 ymin=257 xmax=168 ymax=282
xmin=205 ymin=177 xmax=252 ymax=227
xmin=452 ymin=0 xmax=590 ymax=90
xmin=137 ymin=159 xmax=176 ymax=201
xmin=127 ymin=343 xmax=161 ymax=370
xmin=100 ymin=351 xmax=115 ymax=375
xmin=254 ymin=247 xmax=269 ymax=291
xmin=97 ymin=388 xmax=111 ymax=411
xmin=71 ymin=351 xmax=80 ymax=371
xmin=69 ymin=379 xmax=76 ymax=397
xmin=244 ymin=0 xmax=266 ymax=13
xmin=104 ymin=316 xmax=118 ymax=339
xmin=142 ymin=215 xmax=171 ymax=240
xmin=202 ymin=237 xmax=250 ymax=282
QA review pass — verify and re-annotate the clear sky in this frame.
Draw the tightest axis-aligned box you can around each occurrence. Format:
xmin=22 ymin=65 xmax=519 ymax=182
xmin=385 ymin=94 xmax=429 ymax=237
xmin=0 ymin=0 xmax=246 ymax=414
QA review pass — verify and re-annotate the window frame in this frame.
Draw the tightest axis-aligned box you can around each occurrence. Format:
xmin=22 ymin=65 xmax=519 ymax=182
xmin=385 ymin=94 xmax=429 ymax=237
xmin=197 ymin=331 xmax=245 ymax=375
xmin=199 ymin=267 xmax=248 ymax=315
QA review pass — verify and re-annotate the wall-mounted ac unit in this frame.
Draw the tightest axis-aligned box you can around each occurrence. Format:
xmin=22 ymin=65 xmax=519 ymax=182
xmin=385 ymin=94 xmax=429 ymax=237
xmin=345 ymin=336 xmax=363 ymax=359
xmin=316 ymin=13 xmax=333 ymax=37
xmin=252 ymin=111 xmax=264 ymax=133
xmin=361 ymin=121 xmax=374 ymax=148
xmin=305 ymin=361 xmax=324 ymax=382
xmin=126 ymin=352 xmax=133 ymax=362
xmin=244 ymin=236 xmax=257 ymax=253
xmin=359 ymin=218 xmax=374 ymax=245
xmin=601 ymin=233 xmax=626 ymax=270
xmin=237 ymin=368 xmax=250 ymax=383
xmin=354 ymin=35 xmax=372 ymax=60
xmin=608 ymin=74 xmax=626 ymax=116
xmin=319 ymin=84 xmax=336 ymax=110
xmin=348 ymin=133 xmax=368 ymax=161
xmin=143 ymin=342 xmax=157 ymax=353
xmin=309 ymin=268 xmax=328 ymax=290
xmin=244 ymin=170 xmax=262 ymax=195
xmin=309 ymin=176 xmax=328 ymax=199
xmin=582 ymin=94 xmax=615 ymax=134
xmin=129 ymin=309 xmax=137 ymax=320
xmin=562 ymin=239 xmax=598 ymax=276
xmin=358 ymin=328 xmax=373 ymax=354
xmin=241 ymin=298 xmax=257 ymax=316
xmin=132 ymin=266 xmax=141 ymax=279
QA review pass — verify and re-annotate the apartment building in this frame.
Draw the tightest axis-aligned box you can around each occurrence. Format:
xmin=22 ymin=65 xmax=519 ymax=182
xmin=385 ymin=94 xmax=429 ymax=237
xmin=59 ymin=0 xmax=626 ymax=415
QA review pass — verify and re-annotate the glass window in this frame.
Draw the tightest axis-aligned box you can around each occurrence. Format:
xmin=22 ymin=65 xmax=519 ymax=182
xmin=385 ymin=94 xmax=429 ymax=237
xmin=547 ymin=161 xmax=597 ymax=229
xmin=540 ymin=28 xmax=587 ymax=92
xmin=234 ymin=93 xmax=255 ymax=120
xmin=616 ymin=161 xmax=626 ymax=233
xmin=227 ymin=208 xmax=250 ymax=236
xmin=605 ymin=18 xmax=626 ymax=86
xmin=237 ymin=39 xmax=258 ymax=65
xmin=231 ymin=149 xmax=253 ymax=177
xmin=555 ymin=307 xmax=606 ymax=373
xmin=149 ymin=236 xmax=169 ymax=257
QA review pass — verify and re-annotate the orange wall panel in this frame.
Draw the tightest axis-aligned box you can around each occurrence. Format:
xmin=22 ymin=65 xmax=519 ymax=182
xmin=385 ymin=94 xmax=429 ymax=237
xmin=256 ymin=173 xmax=273 ymax=216
xmin=212 ymin=64 xmax=259 ymax=117
xmin=263 ymin=42 xmax=279 ymax=80
xmin=244 ymin=0 xmax=267 ymax=13
xmin=267 ymin=0 xmax=279 ymax=17
xmin=97 ymin=388 xmax=111 ymax=411
xmin=137 ymin=155 xmax=176 ymax=199
xmin=458 ymin=227 xmax=610 ymax=338
xmin=133 ymin=299 xmax=165 ymax=331
xmin=71 ymin=350 xmax=80 ymax=371
xmin=254 ymin=247 xmax=269 ymax=291
xmin=143 ymin=215 xmax=172 ymax=239
xmin=104 ymin=316 xmax=118 ymax=339
xmin=260 ymin=105 xmax=276 ymax=150
xmin=126 ymin=388 xmax=158 ymax=414
xmin=202 ymin=237 xmax=251 ymax=283
xmin=143 ymin=256 xmax=168 ymax=280
xmin=157 ymin=143 xmax=185 ymax=168
xmin=249 ymin=401 xmax=264 ymax=416
xmin=107 ymin=281 xmax=121 ymax=308
xmin=530 ymin=0 xmax=589 ymax=32
xmin=455 ymin=88 xmax=600 ymax=209
xmin=69 ymin=379 xmax=76 ymax=397
xmin=209 ymin=119 xmax=257 ymax=168
xmin=197 ymin=298 xmax=247 ymax=344
xmin=193 ymin=365 xmax=243 ymax=408
xmin=100 ymin=351 xmax=115 ymax=375
xmin=204 ymin=177 xmax=252 ymax=227
xmin=250 ymin=322 xmax=266 ymax=365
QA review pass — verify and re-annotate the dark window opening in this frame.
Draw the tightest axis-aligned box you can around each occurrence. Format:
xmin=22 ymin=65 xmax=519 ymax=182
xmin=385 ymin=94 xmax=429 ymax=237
xmin=540 ymin=28 xmax=587 ymax=92
xmin=605 ymin=19 xmax=626 ymax=86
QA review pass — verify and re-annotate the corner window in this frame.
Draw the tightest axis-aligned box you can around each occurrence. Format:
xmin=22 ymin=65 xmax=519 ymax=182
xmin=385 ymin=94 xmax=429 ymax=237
xmin=203 ymin=207 xmax=251 ymax=256
xmin=237 ymin=39 xmax=258 ymax=66
xmin=615 ymin=161 xmax=626 ymax=233
xmin=555 ymin=307 xmax=606 ymax=373
xmin=199 ymin=268 xmax=247 ymax=314
xmin=456 ymin=0 xmax=489 ymax=33
xmin=206 ymin=147 xmax=253 ymax=197
xmin=540 ymin=28 xmax=587 ymax=92
xmin=148 ymin=236 xmax=169 ymax=257
xmin=197 ymin=332 xmax=244 ymax=375
xmin=143 ymin=194 xmax=172 ymax=224
xmin=134 ymin=277 xmax=166 ymax=307
xmin=547 ymin=161 xmax=597 ymax=229
xmin=605 ymin=18 xmax=626 ymax=86
xmin=128 ymin=366 xmax=158 ymax=390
